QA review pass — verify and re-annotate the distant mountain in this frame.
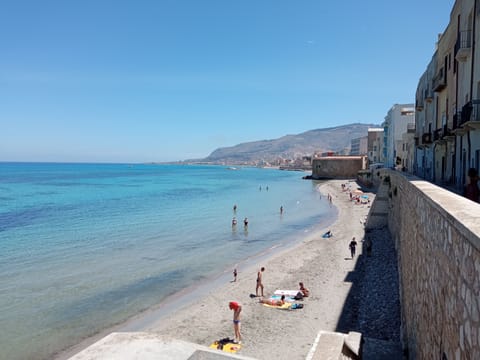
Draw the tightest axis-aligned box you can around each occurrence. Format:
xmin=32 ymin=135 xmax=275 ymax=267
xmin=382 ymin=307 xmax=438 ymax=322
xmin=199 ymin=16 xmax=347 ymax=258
xmin=200 ymin=123 xmax=379 ymax=164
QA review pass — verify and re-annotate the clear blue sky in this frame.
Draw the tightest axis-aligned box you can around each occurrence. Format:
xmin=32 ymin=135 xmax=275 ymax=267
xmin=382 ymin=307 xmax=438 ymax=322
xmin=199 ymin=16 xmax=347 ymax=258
xmin=1 ymin=0 xmax=454 ymax=163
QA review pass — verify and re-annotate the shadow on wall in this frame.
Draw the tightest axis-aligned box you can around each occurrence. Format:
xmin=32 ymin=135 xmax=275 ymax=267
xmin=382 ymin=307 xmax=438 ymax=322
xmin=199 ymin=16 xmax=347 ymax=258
xmin=334 ymin=184 xmax=402 ymax=358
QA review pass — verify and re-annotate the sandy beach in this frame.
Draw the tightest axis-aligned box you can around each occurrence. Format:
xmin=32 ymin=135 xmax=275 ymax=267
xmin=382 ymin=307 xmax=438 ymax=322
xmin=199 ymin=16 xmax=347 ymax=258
xmin=133 ymin=179 xmax=375 ymax=359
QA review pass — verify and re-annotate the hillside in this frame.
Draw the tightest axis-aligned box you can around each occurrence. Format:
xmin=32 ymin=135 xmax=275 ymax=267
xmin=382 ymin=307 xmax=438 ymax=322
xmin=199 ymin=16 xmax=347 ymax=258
xmin=201 ymin=123 xmax=378 ymax=164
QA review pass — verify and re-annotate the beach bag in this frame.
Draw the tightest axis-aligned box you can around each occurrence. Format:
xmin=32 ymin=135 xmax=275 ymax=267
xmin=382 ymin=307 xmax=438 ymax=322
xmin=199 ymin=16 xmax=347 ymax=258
xmin=291 ymin=303 xmax=304 ymax=309
xmin=293 ymin=292 xmax=303 ymax=300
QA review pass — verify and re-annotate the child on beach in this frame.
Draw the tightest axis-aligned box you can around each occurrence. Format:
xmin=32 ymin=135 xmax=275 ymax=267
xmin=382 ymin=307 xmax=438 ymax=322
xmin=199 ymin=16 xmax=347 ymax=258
xmin=256 ymin=267 xmax=265 ymax=297
xmin=229 ymin=301 xmax=242 ymax=344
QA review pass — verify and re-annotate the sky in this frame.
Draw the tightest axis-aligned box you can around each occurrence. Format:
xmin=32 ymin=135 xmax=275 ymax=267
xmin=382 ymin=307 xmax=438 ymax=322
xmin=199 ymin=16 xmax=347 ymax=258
xmin=1 ymin=0 xmax=455 ymax=163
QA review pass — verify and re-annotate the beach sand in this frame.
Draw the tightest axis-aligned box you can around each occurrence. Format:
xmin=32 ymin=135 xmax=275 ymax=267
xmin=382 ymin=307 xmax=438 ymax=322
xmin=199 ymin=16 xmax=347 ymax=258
xmin=136 ymin=179 xmax=374 ymax=360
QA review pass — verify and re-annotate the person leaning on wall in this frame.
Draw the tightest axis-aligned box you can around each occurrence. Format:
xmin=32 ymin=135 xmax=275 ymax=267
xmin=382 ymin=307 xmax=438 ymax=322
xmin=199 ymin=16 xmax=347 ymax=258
xmin=464 ymin=168 xmax=480 ymax=203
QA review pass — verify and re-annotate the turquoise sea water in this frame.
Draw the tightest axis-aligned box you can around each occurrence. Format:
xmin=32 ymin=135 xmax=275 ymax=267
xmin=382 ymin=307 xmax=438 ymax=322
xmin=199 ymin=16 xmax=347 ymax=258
xmin=0 ymin=163 xmax=335 ymax=360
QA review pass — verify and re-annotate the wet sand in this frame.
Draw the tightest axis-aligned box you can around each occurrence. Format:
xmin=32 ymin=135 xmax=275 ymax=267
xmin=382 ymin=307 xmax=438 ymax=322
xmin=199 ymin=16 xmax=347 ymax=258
xmin=58 ymin=179 xmax=375 ymax=360
xmin=140 ymin=179 xmax=373 ymax=359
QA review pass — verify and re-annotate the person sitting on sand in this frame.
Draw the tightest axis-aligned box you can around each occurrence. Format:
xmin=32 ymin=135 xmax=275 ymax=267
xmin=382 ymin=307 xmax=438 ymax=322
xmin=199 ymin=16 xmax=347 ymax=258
xmin=324 ymin=230 xmax=332 ymax=237
xmin=259 ymin=295 xmax=285 ymax=306
xmin=299 ymin=282 xmax=310 ymax=297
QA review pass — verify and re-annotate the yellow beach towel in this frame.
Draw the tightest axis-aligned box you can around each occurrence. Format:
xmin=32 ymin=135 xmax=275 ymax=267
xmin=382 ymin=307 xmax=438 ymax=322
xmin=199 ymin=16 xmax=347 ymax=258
xmin=262 ymin=302 xmax=292 ymax=310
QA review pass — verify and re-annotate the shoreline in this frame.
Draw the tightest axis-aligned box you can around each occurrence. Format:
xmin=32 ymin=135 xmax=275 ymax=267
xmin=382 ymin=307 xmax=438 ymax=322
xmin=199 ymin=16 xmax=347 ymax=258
xmin=57 ymin=179 xmax=371 ymax=360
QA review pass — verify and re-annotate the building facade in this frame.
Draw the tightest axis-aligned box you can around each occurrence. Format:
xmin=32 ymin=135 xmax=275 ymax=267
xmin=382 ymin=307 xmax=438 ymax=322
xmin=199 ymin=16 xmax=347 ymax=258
xmin=350 ymin=136 xmax=368 ymax=155
xmin=414 ymin=0 xmax=480 ymax=190
xmin=367 ymin=128 xmax=384 ymax=165
xmin=383 ymin=104 xmax=415 ymax=168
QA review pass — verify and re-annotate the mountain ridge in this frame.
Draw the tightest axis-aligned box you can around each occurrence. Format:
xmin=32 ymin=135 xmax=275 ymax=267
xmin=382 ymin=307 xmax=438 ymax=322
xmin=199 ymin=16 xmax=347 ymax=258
xmin=197 ymin=123 xmax=379 ymax=164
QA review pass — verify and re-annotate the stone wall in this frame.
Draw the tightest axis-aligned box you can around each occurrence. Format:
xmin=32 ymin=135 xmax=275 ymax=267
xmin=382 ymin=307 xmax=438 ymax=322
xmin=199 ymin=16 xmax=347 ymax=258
xmin=312 ymin=156 xmax=366 ymax=179
xmin=379 ymin=169 xmax=480 ymax=359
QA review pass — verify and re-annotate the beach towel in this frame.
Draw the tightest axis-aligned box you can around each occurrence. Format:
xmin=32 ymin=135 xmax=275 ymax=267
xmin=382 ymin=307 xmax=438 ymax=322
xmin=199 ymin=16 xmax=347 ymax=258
xmin=262 ymin=302 xmax=292 ymax=310
xmin=274 ymin=290 xmax=302 ymax=297
xmin=209 ymin=338 xmax=242 ymax=353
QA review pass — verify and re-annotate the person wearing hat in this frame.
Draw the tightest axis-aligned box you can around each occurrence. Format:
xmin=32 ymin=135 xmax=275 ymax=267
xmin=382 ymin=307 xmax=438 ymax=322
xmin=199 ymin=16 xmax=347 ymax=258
xmin=229 ymin=301 xmax=242 ymax=344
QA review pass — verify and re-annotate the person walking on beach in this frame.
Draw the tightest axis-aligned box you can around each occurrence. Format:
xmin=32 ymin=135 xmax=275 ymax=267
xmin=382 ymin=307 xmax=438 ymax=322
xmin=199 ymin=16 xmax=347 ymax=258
xmin=256 ymin=267 xmax=265 ymax=297
xmin=229 ymin=301 xmax=242 ymax=344
xmin=233 ymin=268 xmax=237 ymax=282
xmin=349 ymin=237 xmax=358 ymax=258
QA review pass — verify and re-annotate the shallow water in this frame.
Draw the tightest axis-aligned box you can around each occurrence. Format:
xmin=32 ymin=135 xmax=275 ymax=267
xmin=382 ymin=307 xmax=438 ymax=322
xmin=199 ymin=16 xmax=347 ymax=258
xmin=0 ymin=163 xmax=335 ymax=360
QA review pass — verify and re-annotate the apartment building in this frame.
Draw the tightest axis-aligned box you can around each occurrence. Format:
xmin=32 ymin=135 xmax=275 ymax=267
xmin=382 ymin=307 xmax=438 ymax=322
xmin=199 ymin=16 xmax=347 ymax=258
xmin=414 ymin=0 xmax=480 ymax=189
xmin=382 ymin=104 xmax=415 ymax=168
xmin=350 ymin=136 xmax=368 ymax=156
xmin=367 ymin=128 xmax=384 ymax=165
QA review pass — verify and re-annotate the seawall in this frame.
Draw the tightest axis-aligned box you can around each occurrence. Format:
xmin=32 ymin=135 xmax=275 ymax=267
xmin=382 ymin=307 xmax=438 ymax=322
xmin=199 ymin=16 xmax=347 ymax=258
xmin=375 ymin=169 xmax=480 ymax=359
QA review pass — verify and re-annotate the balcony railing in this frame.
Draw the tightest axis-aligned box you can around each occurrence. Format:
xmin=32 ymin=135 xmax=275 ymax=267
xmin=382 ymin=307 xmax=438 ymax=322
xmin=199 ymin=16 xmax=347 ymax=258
xmin=442 ymin=124 xmax=454 ymax=139
xmin=416 ymin=99 xmax=424 ymax=111
xmin=432 ymin=67 xmax=446 ymax=92
xmin=455 ymin=30 xmax=472 ymax=62
xmin=422 ymin=132 xmax=432 ymax=144
xmin=459 ymin=100 xmax=480 ymax=125
xmin=452 ymin=111 xmax=462 ymax=129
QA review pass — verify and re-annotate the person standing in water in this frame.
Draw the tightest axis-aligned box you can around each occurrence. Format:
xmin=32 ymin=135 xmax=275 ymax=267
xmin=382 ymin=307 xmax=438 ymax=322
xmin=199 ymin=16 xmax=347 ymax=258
xmin=280 ymin=206 xmax=284 ymax=214
xmin=243 ymin=217 xmax=248 ymax=227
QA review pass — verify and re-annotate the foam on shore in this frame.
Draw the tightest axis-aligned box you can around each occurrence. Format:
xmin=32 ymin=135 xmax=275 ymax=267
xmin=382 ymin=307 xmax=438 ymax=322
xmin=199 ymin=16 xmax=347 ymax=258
xmin=57 ymin=179 xmax=371 ymax=360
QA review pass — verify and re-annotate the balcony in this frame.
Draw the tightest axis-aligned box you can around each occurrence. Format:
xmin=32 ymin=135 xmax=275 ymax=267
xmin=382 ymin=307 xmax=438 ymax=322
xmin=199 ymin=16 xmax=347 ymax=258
xmin=460 ymin=102 xmax=473 ymax=126
xmin=424 ymin=89 xmax=433 ymax=103
xmin=455 ymin=30 xmax=472 ymax=62
xmin=455 ymin=101 xmax=480 ymax=131
xmin=432 ymin=67 xmax=446 ymax=92
xmin=442 ymin=124 xmax=455 ymax=140
xmin=452 ymin=111 xmax=461 ymax=130
xmin=407 ymin=122 xmax=415 ymax=133
xmin=422 ymin=132 xmax=432 ymax=144
xmin=415 ymin=99 xmax=424 ymax=111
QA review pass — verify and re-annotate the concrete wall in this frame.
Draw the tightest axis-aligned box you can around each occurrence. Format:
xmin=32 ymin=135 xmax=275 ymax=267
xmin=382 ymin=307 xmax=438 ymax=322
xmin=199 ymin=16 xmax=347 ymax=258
xmin=378 ymin=169 xmax=480 ymax=359
xmin=312 ymin=156 xmax=366 ymax=179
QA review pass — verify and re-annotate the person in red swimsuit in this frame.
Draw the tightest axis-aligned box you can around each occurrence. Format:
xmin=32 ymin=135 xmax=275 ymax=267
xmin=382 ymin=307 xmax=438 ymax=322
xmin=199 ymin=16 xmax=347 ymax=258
xmin=229 ymin=301 xmax=242 ymax=344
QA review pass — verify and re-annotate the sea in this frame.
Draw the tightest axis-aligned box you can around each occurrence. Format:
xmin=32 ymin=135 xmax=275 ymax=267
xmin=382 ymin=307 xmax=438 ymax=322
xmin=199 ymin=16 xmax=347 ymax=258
xmin=0 ymin=162 xmax=336 ymax=360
